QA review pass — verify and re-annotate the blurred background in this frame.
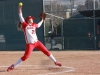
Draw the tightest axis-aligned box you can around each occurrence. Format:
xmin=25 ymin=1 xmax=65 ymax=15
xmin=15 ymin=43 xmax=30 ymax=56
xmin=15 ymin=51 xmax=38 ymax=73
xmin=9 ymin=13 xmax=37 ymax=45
xmin=0 ymin=0 xmax=100 ymax=50
xmin=43 ymin=0 xmax=100 ymax=50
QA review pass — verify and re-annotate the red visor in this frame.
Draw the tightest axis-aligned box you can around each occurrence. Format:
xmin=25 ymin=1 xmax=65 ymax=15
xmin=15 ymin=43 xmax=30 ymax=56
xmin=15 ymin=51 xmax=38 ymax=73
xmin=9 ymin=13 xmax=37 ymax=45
xmin=25 ymin=16 xmax=34 ymax=22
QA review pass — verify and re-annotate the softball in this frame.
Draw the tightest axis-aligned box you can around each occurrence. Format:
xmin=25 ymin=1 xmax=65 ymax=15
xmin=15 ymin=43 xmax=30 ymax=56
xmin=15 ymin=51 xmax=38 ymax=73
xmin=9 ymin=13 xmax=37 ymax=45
xmin=19 ymin=2 xmax=23 ymax=6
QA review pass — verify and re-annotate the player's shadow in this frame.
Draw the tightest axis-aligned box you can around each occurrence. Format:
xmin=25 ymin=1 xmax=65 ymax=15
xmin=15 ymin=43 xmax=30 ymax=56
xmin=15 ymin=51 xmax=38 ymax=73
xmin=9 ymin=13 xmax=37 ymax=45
xmin=0 ymin=70 xmax=6 ymax=72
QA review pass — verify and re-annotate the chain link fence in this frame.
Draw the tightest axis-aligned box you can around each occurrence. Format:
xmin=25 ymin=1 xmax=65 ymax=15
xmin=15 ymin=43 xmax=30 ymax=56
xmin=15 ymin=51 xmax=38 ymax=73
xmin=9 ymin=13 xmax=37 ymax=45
xmin=43 ymin=0 xmax=100 ymax=50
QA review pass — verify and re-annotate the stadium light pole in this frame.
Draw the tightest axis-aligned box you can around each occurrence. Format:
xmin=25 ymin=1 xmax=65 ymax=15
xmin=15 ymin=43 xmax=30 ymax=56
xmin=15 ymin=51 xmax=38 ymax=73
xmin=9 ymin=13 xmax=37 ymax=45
xmin=70 ymin=0 xmax=74 ymax=16
xmin=50 ymin=0 xmax=53 ymax=49
xmin=93 ymin=0 xmax=96 ymax=50
xmin=43 ymin=0 xmax=46 ymax=45
xmin=70 ymin=0 xmax=72 ymax=16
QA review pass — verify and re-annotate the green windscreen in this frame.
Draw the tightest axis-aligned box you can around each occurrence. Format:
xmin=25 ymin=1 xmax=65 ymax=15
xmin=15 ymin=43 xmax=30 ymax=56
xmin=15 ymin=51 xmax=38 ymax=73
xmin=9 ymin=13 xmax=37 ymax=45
xmin=0 ymin=0 xmax=43 ymax=50
xmin=63 ymin=18 xmax=98 ymax=50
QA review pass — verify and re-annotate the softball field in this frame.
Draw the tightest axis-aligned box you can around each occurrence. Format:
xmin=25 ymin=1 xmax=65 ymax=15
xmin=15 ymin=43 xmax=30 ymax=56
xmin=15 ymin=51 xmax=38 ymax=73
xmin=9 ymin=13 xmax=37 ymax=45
xmin=0 ymin=51 xmax=100 ymax=75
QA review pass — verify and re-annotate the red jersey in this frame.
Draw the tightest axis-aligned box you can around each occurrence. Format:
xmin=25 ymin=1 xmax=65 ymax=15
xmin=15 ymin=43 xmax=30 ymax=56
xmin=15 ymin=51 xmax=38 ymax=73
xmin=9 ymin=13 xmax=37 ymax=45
xmin=19 ymin=13 xmax=43 ymax=44
xmin=22 ymin=22 xmax=38 ymax=43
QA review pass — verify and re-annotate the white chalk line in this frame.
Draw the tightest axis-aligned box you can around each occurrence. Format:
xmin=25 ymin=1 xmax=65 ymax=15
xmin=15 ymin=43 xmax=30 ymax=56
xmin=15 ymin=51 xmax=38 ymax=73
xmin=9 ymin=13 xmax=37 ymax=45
xmin=0 ymin=65 xmax=75 ymax=75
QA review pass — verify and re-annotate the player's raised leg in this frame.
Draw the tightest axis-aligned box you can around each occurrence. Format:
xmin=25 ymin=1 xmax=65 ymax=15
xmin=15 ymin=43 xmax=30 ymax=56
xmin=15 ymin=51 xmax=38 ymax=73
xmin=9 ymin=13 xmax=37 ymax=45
xmin=36 ymin=41 xmax=62 ymax=66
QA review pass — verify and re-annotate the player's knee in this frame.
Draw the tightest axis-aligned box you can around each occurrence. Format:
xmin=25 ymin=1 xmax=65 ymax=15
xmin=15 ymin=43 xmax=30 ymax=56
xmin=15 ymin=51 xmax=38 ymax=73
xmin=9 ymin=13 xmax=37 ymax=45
xmin=43 ymin=50 xmax=51 ymax=56
xmin=21 ymin=55 xmax=29 ymax=61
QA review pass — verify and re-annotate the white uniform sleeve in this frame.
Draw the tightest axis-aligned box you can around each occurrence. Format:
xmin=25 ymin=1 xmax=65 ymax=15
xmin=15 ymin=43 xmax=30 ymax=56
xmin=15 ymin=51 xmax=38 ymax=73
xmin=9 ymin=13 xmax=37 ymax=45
xmin=37 ymin=20 xmax=43 ymax=28
xmin=19 ymin=13 xmax=25 ymax=23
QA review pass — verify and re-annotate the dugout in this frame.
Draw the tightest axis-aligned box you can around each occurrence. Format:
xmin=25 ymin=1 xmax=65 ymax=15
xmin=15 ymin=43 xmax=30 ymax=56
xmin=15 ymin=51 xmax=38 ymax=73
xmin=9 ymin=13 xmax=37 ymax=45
xmin=63 ymin=14 xmax=100 ymax=50
xmin=0 ymin=0 xmax=44 ymax=50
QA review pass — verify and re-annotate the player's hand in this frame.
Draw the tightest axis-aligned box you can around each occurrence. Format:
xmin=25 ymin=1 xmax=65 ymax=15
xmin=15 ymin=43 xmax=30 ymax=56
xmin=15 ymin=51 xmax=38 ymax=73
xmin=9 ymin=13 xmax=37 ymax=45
xmin=39 ymin=12 xmax=46 ymax=21
xmin=18 ymin=4 xmax=22 ymax=14
xmin=18 ymin=2 xmax=23 ymax=9
xmin=43 ymin=12 xmax=46 ymax=20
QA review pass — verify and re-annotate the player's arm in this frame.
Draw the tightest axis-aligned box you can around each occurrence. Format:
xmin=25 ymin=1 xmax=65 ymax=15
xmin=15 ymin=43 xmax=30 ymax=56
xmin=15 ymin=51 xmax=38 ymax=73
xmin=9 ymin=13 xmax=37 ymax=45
xmin=37 ymin=12 xmax=46 ymax=28
xmin=18 ymin=5 xmax=25 ymax=23
xmin=37 ymin=19 xmax=44 ymax=28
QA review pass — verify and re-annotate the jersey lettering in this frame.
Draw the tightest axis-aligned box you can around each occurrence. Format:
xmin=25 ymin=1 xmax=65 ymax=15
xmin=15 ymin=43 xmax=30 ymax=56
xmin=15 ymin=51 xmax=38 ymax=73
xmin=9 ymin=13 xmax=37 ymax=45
xmin=32 ymin=30 xmax=35 ymax=34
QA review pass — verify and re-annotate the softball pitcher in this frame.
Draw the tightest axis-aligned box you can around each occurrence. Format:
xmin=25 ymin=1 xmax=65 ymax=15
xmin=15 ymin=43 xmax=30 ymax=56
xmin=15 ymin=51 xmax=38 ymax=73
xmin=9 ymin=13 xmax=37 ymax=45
xmin=7 ymin=3 xmax=62 ymax=72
